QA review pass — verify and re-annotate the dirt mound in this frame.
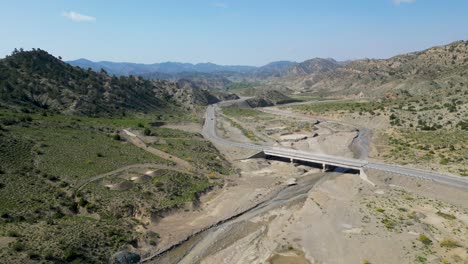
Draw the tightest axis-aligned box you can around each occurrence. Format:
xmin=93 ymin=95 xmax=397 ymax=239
xmin=104 ymin=180 xmax=134 ymax=191
xmin=130 ymin=175 xmax=152 ymax=183
xmin=145 ymin=170 xmax=163 ymax=177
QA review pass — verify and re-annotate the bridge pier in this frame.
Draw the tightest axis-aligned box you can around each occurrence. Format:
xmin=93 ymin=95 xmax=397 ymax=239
xmin=322 ymin=163 xmax=328 ymax=172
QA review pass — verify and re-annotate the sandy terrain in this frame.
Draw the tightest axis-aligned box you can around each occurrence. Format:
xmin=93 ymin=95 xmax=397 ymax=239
xmin=182 ymin=171 xmax=468 ymax=264
xmin=143 ymin=157 xmax=318 ymax=257
xmin=140 ymin=105 xmax=467 ymax=264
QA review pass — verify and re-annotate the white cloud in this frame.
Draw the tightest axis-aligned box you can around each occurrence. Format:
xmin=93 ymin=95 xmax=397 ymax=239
xmin=212 ymin=2 xmax=228 ymax=8
xmin=62 ymin=11 xmax=96 ymax=22
xmin=393 ymin=0 xmax=416 ymax=5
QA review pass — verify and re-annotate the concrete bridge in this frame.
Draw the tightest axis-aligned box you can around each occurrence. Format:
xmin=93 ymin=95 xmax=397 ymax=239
xmin=263 ymin=148 xmax=365 ymax=174
xmin=203 ymin=104 xmax=468 ymax=189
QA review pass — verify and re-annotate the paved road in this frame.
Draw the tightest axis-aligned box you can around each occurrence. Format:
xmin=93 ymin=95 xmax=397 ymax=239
xmin=202 ymin=104 xmax=468 ymax=189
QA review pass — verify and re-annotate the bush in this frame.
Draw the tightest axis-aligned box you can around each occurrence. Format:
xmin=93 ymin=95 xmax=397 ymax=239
xmin=78 ymin=197 xmax=89 ymax=207
xmin=112 ymin=134 xmax=121 ymax=141
xmin=436 ymin=211 xmax=456 ymax=220
xmin=439 ymin=158 xmax=449 ymax=165
xmin=7 ymin=230 xmax=20 ymax=237
xmin=440 ymin=239 xmax=460 ymax=248
xmin=144 ymin=128 xmax=151 ymax=136
xmin=418 ymin=234 xmax=432 ymax=245
xmin=10 ymin=241 xmax=25 ymax=252
xmin=20 ymin=115 xmax=33 ymax=122
xmin=63 ymin=248 xmax=81 ymax=262
xmin=2 ymin=118 xmax=18 ymax=126
xmin=381 ymin=218 xmax=395 ymax=229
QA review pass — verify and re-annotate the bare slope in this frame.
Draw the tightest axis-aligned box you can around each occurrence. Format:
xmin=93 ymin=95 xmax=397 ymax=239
xmin=266 ymin=40 xmax=468 ymax=98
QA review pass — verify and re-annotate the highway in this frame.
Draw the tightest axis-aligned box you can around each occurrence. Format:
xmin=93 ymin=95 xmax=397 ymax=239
xmin=202 ymin=104 xmax=468 ymax=189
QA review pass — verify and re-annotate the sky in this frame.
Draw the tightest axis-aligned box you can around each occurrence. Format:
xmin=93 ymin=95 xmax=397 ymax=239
xmin=0 ymin=0 xmax=467 ymax=66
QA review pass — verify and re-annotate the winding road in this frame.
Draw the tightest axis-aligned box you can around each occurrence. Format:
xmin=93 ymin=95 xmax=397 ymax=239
xmin=202 ymin=104 xmax=468 ymax=189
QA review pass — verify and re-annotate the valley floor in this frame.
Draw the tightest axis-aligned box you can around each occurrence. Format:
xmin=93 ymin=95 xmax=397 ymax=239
xmin=140 ymin=101 xmax=468 ymax=264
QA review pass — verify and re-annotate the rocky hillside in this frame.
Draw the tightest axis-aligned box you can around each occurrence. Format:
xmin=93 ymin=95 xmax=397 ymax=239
xmin=245 ymin=90 xmax=298 ymax=108
xmin=141 ymin=71 xmax=233 ymax=90
xmin=274 ymin=41 xmax=468 ymax=98
xmin=286 ymin=58 xmax=339 ymax=76
xmin=0 ymin=49 xmax=220 ymax=116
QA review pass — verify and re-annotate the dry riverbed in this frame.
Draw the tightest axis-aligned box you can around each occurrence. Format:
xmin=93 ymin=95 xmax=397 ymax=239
xmin=140 ymin=107 xmax=467 ymax=264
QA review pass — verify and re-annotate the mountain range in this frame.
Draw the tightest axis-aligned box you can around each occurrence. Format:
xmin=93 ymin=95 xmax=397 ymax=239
xmin=67 ymin=59 xmax=258 ymax=76
xmin=0 ymin=49 xmax=230 ymax=116
xmin=264 ymin=40 xmax=468 ymax=98
xmin=2 ymin=40 xmax=465 ymax=117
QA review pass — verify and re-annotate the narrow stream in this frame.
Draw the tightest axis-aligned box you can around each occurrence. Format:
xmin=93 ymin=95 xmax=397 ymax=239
xmin=146 ymin=173 xmax=327 ymax=264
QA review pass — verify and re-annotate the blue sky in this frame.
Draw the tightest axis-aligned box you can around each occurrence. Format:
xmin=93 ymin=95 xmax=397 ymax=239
xmin=0 ymin=0 xmax=467 ymax=66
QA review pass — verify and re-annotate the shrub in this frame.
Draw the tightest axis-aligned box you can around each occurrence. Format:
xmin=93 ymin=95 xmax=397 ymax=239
xmin=7 ymin=230 xmax=20 ymax=237
xmin=144 ymin=128 xmax=151 ymax=136
xmin=440 ymin=239 xmax=460 ymax=248
xmin=418 ymin=234 xmax=432 ymax=245
xmin=2 ymin=117 xmax=18 ymax=126
xmin=381 ymin=218 xmax=395 ymax=229
xmin=78 ymin=197 xmax=89 ymax=207
xmin=436 ymin=211 xmax=456 ymax=220
xmin=10 ymin=241 xmax=25 ymax=252
xmin=113 ymin=134 xmax=121 ymax=141
xmin=63 ymin=248 xmax=81 ymax=262
xmin=20 ymin=115 xmax=33 ymax=122
xmin=439 ymin=158 xmax=449 ymax=165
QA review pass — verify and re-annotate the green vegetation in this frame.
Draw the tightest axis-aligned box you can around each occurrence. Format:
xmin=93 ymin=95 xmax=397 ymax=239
xmin=222 ymin=105 xmax=263 ymax=117
xmin=1 ymin=216 xmax=134 ymax=262
xmin=385 ymin=129 xmax=467 ymax=175
xmin=381 ymin=218 xmax=396 ymax=230
xmin=150 ymin=127 xmax=232 ymax=175
xmin=0 ymin=49 xmax=179 ymax=116
xmin=418 ymin=234 xmax=432 ymax=245
xmin=225 ymin=117 xmax=263 ymax=142
xmin=288 ymin=100 xmax=382 ymax=115
xmin=440 ymin=239 xmax=460 ymax=248
xmin=0 ymin=105 xmax=218 ymax=262
xmin=436 ymin=211 xmax=456 ymax=220
xmin=226 ymin=81 xmax=259 ymax=95
xmin=7 ymin=121 xmax=164 ymax=186
xmin=80 ymin=170 xmax=212 ymax=221
xmin=416 ymin=255 xmax=427 ymax=263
